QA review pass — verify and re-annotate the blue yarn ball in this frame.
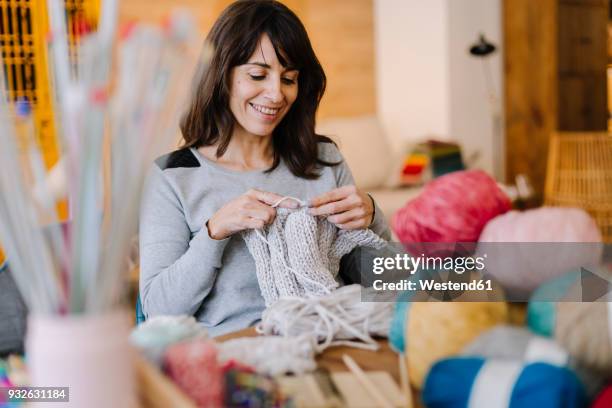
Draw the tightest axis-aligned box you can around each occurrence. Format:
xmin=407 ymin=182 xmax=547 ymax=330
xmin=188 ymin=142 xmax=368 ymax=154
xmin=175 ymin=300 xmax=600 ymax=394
xmin=422 ymin=357 xmax=588 ymax=408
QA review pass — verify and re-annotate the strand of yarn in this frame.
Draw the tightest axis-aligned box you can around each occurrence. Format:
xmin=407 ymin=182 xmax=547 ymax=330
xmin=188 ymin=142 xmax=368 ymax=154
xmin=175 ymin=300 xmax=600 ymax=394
xmin=257 ymin=284 xmax=393 ymax=353
xmin=216 ymin=335 xmax=316 ymax=376
xmin=270 ymin=196 xmax=307 ymax=208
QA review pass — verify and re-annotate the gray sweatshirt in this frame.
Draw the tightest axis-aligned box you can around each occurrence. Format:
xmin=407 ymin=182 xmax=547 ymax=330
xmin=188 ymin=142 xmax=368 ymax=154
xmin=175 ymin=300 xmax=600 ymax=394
xmin=139 ymin=142 xmax=390 ymax=337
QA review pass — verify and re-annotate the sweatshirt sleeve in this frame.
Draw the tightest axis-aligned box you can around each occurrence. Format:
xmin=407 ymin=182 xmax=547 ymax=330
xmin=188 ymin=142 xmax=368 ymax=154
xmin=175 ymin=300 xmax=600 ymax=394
xmin=139 ymin=165 xmax=229 ymax=317
xmin=321 ymin=142 xmax=392 ymax=241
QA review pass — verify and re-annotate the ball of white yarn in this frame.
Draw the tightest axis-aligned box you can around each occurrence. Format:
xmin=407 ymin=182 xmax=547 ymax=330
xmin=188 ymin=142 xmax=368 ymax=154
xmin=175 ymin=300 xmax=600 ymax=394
xmin=258 ymin=284 xmax=393 ymax=353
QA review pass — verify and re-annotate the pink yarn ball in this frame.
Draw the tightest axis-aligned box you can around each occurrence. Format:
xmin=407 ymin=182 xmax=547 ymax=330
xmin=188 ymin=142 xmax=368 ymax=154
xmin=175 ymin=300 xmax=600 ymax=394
xmin=165 ymin=340 xmax=223 ymax=407
xmin=477 ymin=207 xmax=603 ymax=293
xmin=392 ymin=170 xmax=511 ymax=249
xmin=479 ymin=207 xmax=602 ymax=243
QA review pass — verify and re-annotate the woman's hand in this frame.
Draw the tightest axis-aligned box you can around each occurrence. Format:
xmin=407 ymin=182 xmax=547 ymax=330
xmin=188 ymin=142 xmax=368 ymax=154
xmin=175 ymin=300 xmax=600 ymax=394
xmin=308 ymin=185 xmax=375 ymax=230
xmin=207 ymin=189 xmax=298 ymax=240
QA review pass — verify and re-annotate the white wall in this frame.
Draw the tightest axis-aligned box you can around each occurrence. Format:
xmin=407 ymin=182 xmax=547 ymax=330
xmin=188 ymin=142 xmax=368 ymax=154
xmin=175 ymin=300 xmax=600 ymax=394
xmin=448 ymin=0 xmax=503 ymax=179
xmin=374 ymin=0 xmax=503 ymax=179
xmin=374 ymin=0 xmax=450 ymax=151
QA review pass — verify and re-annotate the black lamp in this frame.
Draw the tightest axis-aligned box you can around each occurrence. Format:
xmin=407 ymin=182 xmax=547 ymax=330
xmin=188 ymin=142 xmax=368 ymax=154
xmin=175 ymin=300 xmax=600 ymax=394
xmin=467 ymin=33 xmax=504 ymax=181
xmin=469 ymin=34 xmax=496 ymax=57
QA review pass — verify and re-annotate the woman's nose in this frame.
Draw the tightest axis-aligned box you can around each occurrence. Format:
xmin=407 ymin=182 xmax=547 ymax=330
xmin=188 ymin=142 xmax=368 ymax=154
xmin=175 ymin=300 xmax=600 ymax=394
xmin=263 ymin=78 xmax=283 ymax=103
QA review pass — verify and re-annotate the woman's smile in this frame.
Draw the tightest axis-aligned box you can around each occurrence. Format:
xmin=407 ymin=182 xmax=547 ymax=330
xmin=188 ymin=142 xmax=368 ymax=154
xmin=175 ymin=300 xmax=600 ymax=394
xmin=249 ymin=102 xmax=283 ymax=122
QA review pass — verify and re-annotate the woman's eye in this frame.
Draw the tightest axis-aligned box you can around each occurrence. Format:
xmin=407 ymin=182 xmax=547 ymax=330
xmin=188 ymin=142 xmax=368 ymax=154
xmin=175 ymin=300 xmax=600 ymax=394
xmin=282 ymin=77 xmax=296 ymax=85
xmin=249 ymin=74 xmax=265 ymax=81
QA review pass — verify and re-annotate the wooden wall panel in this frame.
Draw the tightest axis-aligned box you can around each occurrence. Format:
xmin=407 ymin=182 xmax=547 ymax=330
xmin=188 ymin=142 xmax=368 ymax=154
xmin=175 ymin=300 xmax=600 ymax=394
xmin=117 ymin=0 xmax=374 ymax=119
xmin=118 ymin=0 xmax=230 ymax=34
xmin=558 ymin=74 xmax=607 ymax=130
xmin=302 ymin=0 xmax=375 ymax=118
xmin=504 ymin=0 xmax=558 ymax=198
xmin=557 ymin=0 xmax=608 ymax=131
xmin=504 ymin=0 xmax=608 ymax=198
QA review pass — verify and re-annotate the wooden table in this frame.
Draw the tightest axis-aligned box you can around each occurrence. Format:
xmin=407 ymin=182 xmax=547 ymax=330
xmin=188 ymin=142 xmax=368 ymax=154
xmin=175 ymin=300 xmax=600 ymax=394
xmin=139 ymin=328 xmax=418 ymax=408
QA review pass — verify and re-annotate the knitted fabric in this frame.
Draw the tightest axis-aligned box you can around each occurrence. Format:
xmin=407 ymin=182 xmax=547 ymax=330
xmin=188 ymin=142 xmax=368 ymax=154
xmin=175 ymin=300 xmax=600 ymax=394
xmin=242 ymin=208 xmax=386 ymax=306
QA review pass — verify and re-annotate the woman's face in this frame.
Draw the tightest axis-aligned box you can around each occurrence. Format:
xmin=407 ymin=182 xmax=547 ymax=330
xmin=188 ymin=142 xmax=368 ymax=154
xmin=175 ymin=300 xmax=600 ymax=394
xmin=229 ymin=34 xmax=299 ymax=138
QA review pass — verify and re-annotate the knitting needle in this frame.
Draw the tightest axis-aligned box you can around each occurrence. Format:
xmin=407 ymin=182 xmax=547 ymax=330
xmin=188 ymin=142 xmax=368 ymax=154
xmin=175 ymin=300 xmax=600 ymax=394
xmin=0 ymin=92 xmax=60 ymax=309
xmin=19 ymin=103 xmax=69 ymax=307
xmin=96 ymin=19 xmax=200 ymax=311
xmin=341 ymin=354 xmax=394 ymax=408
xmin=398 ymin=353 xmax=413 ymax=408
xmin=46 ymin=0 xmax=71 ymax=98
xmin=0 ymin=110 xmax=59 ymax=313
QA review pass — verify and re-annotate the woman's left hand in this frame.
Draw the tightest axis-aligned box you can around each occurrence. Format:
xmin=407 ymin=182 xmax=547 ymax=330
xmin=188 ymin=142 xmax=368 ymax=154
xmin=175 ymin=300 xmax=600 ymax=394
xmin=308 ymin=185 xmax=374 ymax=230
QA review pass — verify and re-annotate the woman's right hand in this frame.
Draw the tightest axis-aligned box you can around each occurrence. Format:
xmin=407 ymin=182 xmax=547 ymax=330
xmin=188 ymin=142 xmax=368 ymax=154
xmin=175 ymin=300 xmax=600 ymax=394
xmin=206 ymin=189 xmax=298 ymax=240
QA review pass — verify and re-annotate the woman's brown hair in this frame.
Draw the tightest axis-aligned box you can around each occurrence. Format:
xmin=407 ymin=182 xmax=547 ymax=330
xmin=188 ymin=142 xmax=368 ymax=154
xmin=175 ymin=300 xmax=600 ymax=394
xmin=180 ymin=0 xmax=337 ymax=179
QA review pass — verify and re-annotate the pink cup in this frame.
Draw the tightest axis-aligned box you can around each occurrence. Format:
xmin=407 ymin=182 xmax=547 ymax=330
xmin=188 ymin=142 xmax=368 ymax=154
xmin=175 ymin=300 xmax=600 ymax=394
xmin=26 ymin=311 xmax=136 ymax=408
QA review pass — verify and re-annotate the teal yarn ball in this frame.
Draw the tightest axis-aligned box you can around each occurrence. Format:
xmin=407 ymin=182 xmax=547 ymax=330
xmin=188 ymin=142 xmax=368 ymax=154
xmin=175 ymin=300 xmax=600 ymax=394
xmin=527 ymin=270 xmax=581 ymax=337
xmin=388 ymin=268 xmax=453 ymax=353
xmin=527 ymin=301 xmax=556 ymax=337
xmin=389 ymin=290 xmax=413 ymax=352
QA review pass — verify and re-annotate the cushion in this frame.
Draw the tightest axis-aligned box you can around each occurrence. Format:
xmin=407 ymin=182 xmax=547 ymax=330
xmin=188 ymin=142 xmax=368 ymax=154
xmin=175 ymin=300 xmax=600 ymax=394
xmin=316 ymin=116 xmax=392 ymax=189
xmin=368 ymin=187 xmax=422 ymax=225
xmin=0 ymin=265 xmax=27 ymax=355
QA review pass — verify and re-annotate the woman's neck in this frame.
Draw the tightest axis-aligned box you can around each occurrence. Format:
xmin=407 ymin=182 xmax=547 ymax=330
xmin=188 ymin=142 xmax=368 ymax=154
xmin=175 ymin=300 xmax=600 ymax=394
xmin=199 ymin=128 xmax=274 ymax=172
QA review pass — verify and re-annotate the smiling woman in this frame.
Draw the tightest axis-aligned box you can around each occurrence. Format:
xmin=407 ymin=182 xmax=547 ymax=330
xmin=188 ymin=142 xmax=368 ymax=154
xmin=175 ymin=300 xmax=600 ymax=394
xmin=179 ymin=0 xmax=329 ymax=179
xmin=139 ymin=0 xmax=391 ymax=336
xmin=229 ymin=39 xmax=299 ymax=136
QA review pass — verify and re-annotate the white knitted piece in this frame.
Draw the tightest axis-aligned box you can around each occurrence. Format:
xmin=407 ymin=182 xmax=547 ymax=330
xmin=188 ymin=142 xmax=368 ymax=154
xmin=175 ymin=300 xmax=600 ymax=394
xmin=216 ymin=335 xmax=316 ymax=376
xmin=242 ymin=207 xmax=386 ymax=306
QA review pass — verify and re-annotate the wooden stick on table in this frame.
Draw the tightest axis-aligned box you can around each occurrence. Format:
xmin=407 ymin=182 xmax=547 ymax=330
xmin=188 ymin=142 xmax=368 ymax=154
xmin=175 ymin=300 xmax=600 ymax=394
xmin=342 ymin=354 xmax=394 ymax=408
xmin=398 ymin=353 xmax=414 ymax=408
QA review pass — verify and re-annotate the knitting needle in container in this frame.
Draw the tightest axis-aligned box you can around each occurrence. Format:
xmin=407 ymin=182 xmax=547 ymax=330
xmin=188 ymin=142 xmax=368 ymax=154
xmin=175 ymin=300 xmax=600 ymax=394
xmin=398 ymin=353 xmax=413 ymax=408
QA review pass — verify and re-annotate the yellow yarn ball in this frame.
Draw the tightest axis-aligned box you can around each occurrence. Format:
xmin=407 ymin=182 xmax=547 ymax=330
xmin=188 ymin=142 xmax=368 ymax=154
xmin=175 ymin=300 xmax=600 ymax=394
xmin=405 ymin=301 xmax=509 ymax=388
